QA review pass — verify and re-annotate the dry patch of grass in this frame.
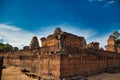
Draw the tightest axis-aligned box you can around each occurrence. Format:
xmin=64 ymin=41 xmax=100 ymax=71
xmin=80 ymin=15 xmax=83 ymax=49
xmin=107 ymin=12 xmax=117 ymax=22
xmin=2 ymin=66 xmax=37 ymax=80
xmin=87 ymin=73 xmax=120 ymax=80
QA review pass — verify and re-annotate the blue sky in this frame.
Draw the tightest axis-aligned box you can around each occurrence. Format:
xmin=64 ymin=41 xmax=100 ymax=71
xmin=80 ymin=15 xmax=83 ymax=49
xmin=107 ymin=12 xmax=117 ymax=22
xmin=0 ymin=0 xmax=120 ymax=48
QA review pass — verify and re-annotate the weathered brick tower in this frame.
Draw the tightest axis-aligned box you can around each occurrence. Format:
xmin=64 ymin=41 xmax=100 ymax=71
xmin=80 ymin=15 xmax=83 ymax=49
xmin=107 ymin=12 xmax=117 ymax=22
xmin=105 ymin=35 xmax=117 ymax=52
xmin=29 ymin=36 xmax=39 ymax=49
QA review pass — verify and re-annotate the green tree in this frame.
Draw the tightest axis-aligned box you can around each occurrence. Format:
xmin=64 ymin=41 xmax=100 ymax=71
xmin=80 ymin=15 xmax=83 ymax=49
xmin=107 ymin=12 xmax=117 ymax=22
xmin=0 ymin=43 xmax=4 ymax=50
xmin=0 ymin=43 xmax=13 ymax=53
xmin=4 ymin=43 xmax=13 ymax=52
xmin=112 ymin=31 xmax=120 ymax=47
xmin=113 ymin=31 xmax=120 ymax=40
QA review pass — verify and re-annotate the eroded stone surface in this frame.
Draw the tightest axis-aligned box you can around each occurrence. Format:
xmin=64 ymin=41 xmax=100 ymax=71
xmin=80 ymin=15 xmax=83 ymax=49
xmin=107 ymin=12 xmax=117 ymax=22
xmin=85 ymin=42 xmax=99 ymax=49
xmin=30 ymin=36 xmax=39 ymax=50
xmin=105 ymin=35 xmax=120 ymax=53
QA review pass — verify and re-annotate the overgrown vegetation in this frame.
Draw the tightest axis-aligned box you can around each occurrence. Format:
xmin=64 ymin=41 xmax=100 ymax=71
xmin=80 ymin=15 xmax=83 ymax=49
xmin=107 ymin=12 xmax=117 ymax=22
xmin=0 ymin=43 xmax=13 ymax=53
xmin=112 ymin=31 xmax=120 ymax=47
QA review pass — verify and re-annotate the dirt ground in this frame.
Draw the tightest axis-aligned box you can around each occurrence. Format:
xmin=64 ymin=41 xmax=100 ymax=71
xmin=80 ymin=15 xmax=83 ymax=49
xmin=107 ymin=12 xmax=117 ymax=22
xmin=2 ymin=66 xmax=37 ymax=80
xmin=87 ymin=73 xmax=120 ymax=80
xmin=2 ymin=66 xmax=120 ymax=80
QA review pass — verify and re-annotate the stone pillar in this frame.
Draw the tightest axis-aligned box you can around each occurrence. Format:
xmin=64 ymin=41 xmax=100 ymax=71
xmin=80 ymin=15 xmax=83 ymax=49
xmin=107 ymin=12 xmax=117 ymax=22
xmin=56 ymin=34 xmax=62 ymax=52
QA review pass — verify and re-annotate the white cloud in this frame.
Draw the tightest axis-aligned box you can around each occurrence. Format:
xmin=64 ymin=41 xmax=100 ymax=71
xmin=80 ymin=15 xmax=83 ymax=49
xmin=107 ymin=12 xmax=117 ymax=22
xmin=0 ymin=24 xmax=20 ymax=31
xmin=103 ymin=0 xmax=115 ymax=8
xmin=117 ymin=30 xmax=120 ymax=39
xmin=0 ymin=36 xmax=4 ymax=43
xmin=0 ymin=24 xmax=35 ymax=49
xmin=35 ymin=24 xmax=97 ymax=40
xmin=87 ymin=32 xmax=112 ymax=49
xmin=118 ymin=30 xmax=120 ymax=33
xmin=88 ymin=0 xmax=116 ymax=8
xmin=0 ymin=23 xmax=112 ymax=50
xmin=61 ymin=25 xmax=97 ymax=39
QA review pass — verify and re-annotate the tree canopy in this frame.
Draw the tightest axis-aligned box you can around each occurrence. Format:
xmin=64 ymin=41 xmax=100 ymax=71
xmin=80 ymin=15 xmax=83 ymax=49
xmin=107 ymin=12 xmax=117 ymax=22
xmin=112 ymin=31 xmax=120 ymax=47
xmin=0 ymin=43 xmax=13 ymax=53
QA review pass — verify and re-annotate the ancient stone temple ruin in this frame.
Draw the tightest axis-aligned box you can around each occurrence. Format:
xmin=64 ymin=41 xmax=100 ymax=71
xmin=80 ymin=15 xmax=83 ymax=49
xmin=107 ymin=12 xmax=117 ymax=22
xmin=40 ymin=27 xmax=87 ymax=54
xmin=1 ymin=28 xmax=120 ymax=80
xmin=105 ymin=35 xmax=120 ymax=53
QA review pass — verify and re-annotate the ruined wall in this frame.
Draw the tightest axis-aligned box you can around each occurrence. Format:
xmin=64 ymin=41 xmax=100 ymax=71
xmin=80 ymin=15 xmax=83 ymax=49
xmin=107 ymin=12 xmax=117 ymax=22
xmin=63 ymin=32 xmax=86 ymax=48
xmin=42 ymin=33 xmax=87 ymax=48
xmin=40 ymin=28 xmax=61 ymax=47
xmin=2 ymin=51 xmax=61 ymax=79
xmin=105 ymin=45 xmax=117 ymax=53
xmin=1 ymin=48 xmax=120 ymax=80
xmin=85 ymin=42 xmax=99 ymax=49
xmin=60 ymin=50 xmax=120 ymax=79
xmin=117 ymin=47 xmax=120 ymax=53
xmin=41 ymin=28 xmax=87 ymax=52
xmin=39 ymin=54 xmax=61 ymax=78
xmin=41 ymin=36 xmax=58 ymax=47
